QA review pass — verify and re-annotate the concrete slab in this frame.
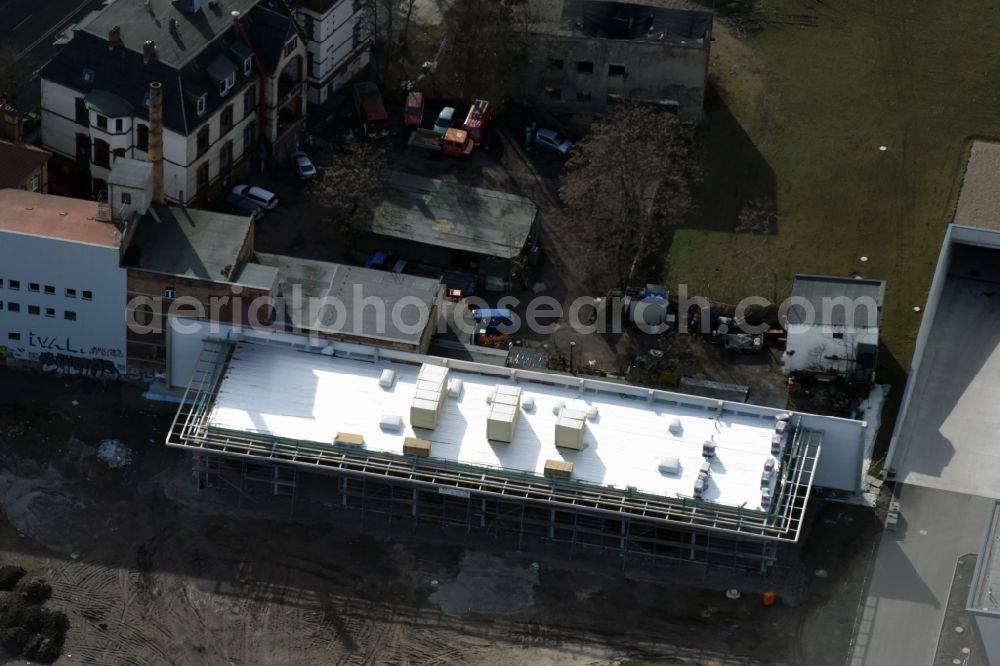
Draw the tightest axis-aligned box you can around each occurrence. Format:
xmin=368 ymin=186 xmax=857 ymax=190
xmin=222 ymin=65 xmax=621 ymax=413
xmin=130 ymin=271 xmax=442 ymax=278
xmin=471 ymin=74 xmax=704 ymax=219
xmin=849 ymin=486 xmax=991 ymax=666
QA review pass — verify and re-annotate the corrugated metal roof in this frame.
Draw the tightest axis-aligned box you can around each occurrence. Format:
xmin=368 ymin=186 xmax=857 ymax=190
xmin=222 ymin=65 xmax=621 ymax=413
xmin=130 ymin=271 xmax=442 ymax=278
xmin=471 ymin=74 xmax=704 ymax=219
xmin=787 ymin=274 xmax=885 ymax=327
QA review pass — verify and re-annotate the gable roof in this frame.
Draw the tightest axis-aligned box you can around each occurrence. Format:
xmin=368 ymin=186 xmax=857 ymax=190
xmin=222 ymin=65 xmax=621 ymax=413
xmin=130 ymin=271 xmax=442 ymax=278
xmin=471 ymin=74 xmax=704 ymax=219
xmin=787 ymin=275 xmax=885 ymax=328
xmin=41 ymin=0 xmax=299 ymax=136
xmin=0 ymin=141 xmax=50 ymax=189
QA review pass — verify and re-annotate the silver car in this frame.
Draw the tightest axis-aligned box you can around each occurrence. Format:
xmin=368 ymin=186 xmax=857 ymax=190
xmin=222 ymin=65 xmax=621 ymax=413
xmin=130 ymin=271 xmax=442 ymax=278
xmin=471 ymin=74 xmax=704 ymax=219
xmin=231 ymin=184 xmax=279 ymax=210
xmin=291 ymin=151 xmax=317 ymax=180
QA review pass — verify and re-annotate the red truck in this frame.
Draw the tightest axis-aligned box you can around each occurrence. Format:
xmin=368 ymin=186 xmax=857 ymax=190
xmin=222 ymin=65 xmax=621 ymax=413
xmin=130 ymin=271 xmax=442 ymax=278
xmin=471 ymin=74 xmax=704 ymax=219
xmin=462 ymin=99 xmax=493 ymax=144
xmin=353 ymin=81 xmax=389 ymax=138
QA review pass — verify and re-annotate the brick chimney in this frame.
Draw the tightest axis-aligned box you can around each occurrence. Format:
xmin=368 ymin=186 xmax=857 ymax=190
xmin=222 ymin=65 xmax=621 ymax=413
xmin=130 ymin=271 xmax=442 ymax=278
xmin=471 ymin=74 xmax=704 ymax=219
xmin=143 ymin=40 xmax=155 ymax=64
xmin=108 ymin=25 xmax=121 ymax=49
xmin=148 ymin=82 xmax=164 ymax=204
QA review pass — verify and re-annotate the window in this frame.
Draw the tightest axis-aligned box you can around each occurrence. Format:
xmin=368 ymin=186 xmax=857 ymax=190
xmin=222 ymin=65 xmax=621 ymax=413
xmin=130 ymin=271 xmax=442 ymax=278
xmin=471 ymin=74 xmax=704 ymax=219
xmin=28 ymin=305 xmax=40 ymax=315
xmin=82 ymin=290 xmax=92 ymax=301
xmin=0 ymin=279 xmax=3 ymax=287
xmin=544 ymin=87 xmax=561 ymax=100
xmin=196 ymin=94 xmax=206 ymax=115
xmin=608 ymin=63 xmax=627 ymax=77
xmin=96 ymin=114 xmax=108 ymax=130
xmin=137 ymin=124 xmax=149 ymax=151
xmin=548 ymin=58 xmax=564 ymax=70
xmin=121 ymin=192 xmax=132 ymax=205
xmin=112 ymin=148 xmax=126 ymax=164
xmin=220 ymin=140 xmax=233 ymax=172
xmin=576 ymin=90 xmax=592 ymax=102
xmin=134 ymin=303 xmax=153 ymax=327
xmin=82 ymin=68 xmax=94 ymax=84
xmin=197 ymin=126 xmax=210 ymax=157
xmin=577 ymin=61 xmax=593 ymax=73
xmin=243 ymin=85 xmax=255 ymax=116
xmin=244 ymin=56 xmax=252 ymax=76
xmin=29 ymin=283 xmax=39 ymax=292
xmin=164 ymin=287 xmax=176 ymax=299
xmin=7 ymin=332 xmax=20 ymax=341
xmin=283 ymin=37 xmax=297 ymax=58
xmin=30 ymin=175 xmax=39 ymax=192
xmin=221 ymin=105 xmax=234 ymax=133
xmin=64 ymin=311 xmax=77 ymax=321
xmin=7 ymin=303 xmax=19 ymax=312
xmin=196 ymin=162 xmax=209 ymax=194
xmin=219 ymin=76 xmax=232 ymax=96
xmin=9 ymin=280 xmax=19 ymax=290
xmin=75 ymin=98 xmax=88 ymax=125
xmin=243 ymin=122 xmax=255 ymax=153
xmin=65 ymin=288 xmax=76 ymax=298
xmin=93 ymin=139 xmax=110 ymax=168
xmin=116 ymin=118 xmax=123 ymax=132
xmin=45 ymin=308 xmax=55 ymax=318
xmin=44 ymin=285 xmax=55 ymax=295
xmin=832 ymin=332 xmax=845 ymax=340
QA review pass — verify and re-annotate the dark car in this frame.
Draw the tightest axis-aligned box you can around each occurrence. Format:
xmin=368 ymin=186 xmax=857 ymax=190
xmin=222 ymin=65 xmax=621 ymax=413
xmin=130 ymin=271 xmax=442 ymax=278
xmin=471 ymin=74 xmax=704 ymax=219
xmin=221 ymin=192 xmax=264 ymax=218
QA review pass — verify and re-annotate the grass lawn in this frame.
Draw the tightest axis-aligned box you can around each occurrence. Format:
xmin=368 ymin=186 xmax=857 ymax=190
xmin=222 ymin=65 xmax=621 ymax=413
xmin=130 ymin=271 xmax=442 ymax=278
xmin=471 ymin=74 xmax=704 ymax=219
xmin=668 ymin=0 xmax=1000 ymax=387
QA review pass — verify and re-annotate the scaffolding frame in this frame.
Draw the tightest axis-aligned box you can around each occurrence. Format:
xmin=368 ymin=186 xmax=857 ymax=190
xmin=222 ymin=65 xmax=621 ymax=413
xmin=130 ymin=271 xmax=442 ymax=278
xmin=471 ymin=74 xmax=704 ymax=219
xmin=167 ymin=340 xmax=822 ymax=569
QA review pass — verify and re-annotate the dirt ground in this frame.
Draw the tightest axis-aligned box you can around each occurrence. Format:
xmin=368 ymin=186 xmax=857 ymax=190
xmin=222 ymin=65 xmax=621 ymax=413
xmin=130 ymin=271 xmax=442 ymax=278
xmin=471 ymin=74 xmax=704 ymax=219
xmin=0 ymin=369 xmax=880 ymax=665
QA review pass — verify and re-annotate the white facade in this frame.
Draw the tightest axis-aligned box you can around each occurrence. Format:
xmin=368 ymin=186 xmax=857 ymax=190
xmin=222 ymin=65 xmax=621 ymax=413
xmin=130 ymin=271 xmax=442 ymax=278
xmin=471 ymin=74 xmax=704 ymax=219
xmin=783 ymin=323 xmax=880 ymax=377
xmin=0 ymin=232 xmax=127 ymax=375
xmin=41 ymin=78 xmax=261 ymax=205
xmin=296 ymin=0 xmax=372 ymax=104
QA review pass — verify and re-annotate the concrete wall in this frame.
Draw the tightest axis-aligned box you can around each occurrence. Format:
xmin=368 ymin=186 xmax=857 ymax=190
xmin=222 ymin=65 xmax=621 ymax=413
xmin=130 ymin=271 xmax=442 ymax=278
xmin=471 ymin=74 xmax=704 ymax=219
xmin=167 ymin=317 xmax=869 ymax=491
xmin=783 ymin=324 xmax=880 ymax=376
xmin=520 ymin=33 xmax=709 ymax=121
xmin=0 ymin=233 xmax=127 ymax=375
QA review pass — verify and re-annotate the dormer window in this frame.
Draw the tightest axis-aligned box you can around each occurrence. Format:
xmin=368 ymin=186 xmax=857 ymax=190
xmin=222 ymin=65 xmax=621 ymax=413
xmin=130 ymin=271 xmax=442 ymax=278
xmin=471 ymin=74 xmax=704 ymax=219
xmin=219 ymin=72 xmax=236 ymax=96
xmin=196 ymin=94 xmax=206 ymax=115
xmin=82 ymin=68 xmax=95 ymax=83
xmin=283 ymin=37 xmax=297 ymax=58
xmin=243 ymin=56 xmax=252 ymax=76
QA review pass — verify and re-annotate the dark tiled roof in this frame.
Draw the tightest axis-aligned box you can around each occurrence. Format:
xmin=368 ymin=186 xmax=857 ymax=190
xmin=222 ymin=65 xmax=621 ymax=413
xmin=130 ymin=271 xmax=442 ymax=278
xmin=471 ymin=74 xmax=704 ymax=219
xmin=41 ymin=1 xmax=299 ymax=136
xmin=0 ymin=141 xmax=51 ymax=188
xmin=787 ymin=275 xmax=885 ymax=328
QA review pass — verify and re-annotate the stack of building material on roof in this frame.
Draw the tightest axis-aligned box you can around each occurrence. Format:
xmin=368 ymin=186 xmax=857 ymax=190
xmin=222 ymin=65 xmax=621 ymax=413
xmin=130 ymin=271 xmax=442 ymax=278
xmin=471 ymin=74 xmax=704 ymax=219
xmin=487 ymin=385 xmax=521 ymax=442
xmin=544 ymin=459 xmax=573 ymax=479
xmin=410 ymin=364 xmax=449 ymax=429
xmin=404 ymin=436 xmax=432 ymax=457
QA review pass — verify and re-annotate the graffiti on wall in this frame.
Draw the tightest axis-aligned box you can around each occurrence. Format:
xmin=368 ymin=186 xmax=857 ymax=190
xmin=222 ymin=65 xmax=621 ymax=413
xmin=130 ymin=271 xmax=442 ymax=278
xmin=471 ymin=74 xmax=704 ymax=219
xmin=38 ymin=352 xmax=121 ymax=377
xmin=29 ymin=333 xmax=84 ymax=353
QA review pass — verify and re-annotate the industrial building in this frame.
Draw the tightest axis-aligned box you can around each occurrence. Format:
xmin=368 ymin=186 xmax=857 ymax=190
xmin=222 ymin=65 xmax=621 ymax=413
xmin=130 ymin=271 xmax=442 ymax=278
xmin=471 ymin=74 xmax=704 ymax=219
xmin=166 ymin=322 xmax=872 ymax=574
xmin=364 ymin=172 xmax=539 ymax=292
xmin=782 ymin=274 xmax=885 ymax=383
xmin=519 ymin=0 xmax=712 ymax=122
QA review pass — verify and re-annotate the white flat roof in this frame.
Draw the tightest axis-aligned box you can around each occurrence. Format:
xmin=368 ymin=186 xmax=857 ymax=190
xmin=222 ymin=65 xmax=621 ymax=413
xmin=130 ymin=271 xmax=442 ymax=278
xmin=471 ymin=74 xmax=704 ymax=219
xmin=206 ymin=343 xmax=784 ymax=510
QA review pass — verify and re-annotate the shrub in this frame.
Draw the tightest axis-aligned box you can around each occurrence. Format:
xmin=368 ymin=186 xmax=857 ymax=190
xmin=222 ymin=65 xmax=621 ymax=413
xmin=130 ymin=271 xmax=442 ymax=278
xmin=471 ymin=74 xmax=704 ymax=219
xmin=0 ymin=567 xmax=26 ymax=592
xmin=15 ymin=577 xmax=52 ymax=604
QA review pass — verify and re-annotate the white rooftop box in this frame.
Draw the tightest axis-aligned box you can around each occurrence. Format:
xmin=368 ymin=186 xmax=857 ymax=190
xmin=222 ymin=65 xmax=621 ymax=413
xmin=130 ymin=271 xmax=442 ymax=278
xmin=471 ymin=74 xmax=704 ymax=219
xmin=555 ymin=408 xmax=586 ymax=450
xmin=410 ymin=363 xmax=449 ymax=429
xmin=487 ymin=385 xmax=522 ymax=443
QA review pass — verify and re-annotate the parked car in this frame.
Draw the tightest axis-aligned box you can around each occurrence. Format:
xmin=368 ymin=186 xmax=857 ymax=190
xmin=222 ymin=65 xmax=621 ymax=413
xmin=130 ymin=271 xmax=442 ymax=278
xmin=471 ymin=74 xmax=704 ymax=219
xmin=290 ymin=151 xmax=317 ymax=180
xmin=231 ymin=184 xmax=278 ymax=210
xmin=353 ymin=81 xmax=389 ymax=138
xmin=404 ymin=91 xmax=425 ymax=128
xmin=433 ymin=107 xmax=455 ymax=135
xmin=220 ymin=191 xmax=264 ymax=218
xmin=534 ymin=128 xmax=572 ymax=155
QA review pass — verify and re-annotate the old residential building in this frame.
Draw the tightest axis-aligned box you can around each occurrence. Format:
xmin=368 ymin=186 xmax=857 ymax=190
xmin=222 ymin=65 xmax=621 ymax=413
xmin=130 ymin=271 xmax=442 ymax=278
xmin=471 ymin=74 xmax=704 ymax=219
xmin=291 ymin=0 xmax=373 ymax=104
xmin=40 ymin=0 xmax=306 ymax=205
xmin=521 ymin=0 xmax=712 ymax=122
xmin=0 ymin=140 xmax=51 ymax=193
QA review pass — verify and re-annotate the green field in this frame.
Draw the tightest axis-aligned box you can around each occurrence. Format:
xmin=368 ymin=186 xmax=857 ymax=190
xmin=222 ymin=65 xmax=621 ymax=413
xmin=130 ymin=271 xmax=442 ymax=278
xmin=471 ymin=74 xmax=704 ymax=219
xmin=668 ymin=0 xmax=1000 ymax=380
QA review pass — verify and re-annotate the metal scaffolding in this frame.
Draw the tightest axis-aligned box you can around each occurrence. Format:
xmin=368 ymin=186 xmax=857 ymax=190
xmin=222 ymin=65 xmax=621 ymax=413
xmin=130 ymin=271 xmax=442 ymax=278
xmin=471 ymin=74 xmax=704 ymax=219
xmin=168 ymin=340 xmax=822 ymax=573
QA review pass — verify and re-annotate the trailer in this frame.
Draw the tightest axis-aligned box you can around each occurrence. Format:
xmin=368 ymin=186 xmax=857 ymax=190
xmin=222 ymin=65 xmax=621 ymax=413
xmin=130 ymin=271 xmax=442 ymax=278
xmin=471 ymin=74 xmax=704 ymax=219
xmin=407 ymin=127 xmax=474 ymax=157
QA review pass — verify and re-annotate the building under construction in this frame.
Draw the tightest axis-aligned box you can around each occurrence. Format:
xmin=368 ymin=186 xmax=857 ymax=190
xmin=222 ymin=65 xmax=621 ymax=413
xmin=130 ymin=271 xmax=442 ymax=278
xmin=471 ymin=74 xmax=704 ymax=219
xmin=167 ymin=332 xmax=870 ymax=574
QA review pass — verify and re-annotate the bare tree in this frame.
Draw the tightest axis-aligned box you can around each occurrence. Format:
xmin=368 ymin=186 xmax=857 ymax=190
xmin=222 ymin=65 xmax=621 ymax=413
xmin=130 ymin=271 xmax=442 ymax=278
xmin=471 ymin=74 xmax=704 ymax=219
xmin=435 ymin=0 xmax=533 ymax=107
xmin=0 ymin=46 xmax=26 ymax=108
xmin=558 ymin=106 xmax=696 ymax=289
xmin=313 ymin=138 xmax=390 ymax=230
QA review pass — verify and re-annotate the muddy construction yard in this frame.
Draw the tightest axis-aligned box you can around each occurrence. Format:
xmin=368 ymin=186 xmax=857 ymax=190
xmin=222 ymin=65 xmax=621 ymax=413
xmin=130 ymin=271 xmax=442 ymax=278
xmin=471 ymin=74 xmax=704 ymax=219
xmin=0 ymin=370 xmax=877 ymax=665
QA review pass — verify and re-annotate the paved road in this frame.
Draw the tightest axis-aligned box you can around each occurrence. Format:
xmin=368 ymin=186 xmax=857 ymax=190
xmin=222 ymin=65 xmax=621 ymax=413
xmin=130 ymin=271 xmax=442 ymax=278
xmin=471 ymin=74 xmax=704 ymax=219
xmin=0 ymin=0 xmax=106 ymax=109
xmin=849 ymin=485 xmax=991 ymax=666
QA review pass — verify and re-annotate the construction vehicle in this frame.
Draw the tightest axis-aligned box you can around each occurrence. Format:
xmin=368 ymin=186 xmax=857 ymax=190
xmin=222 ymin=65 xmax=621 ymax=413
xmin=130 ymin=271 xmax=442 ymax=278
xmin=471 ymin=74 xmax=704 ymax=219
xmin=353 ymin=82 xmax=389 ymax=138
xmin=407 ymin=127 xmax=474 ymax=157
xmin=462 ymin=99 xmax=493 ymax=144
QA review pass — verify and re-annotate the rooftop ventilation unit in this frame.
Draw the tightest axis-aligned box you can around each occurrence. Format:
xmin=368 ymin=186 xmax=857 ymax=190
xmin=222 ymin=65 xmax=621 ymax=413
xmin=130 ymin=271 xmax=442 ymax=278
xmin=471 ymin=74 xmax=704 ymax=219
xmin=658 ymin=456 xmax=681 ymax=475
xmin=693 ymin=476 xmax=706 ymax=498
xmin=771 ymin=432 xmax=788 ymax=457
xmin=700 ymin=460 xmax=712 ymax=477
xmin=775 ymin=420 xmax=789 ymax=436
xmin=702 ymin=440 xmax=716 ymax=459
xmin=585 ymin=405 xmax=599 ymax=421
xmin=552 ymin=400 xmax=566 ymax=416
xmin=761 ymin=487 xmax=772 ymax=510
xmin=447 ymin=378 xmax=463 ymax=398
xmin=668 ymin=418 xmax=682 ymax=435
xmin=521 ymin=395 xmax=535 ymax=412
xmin=410 ymin=364 xmax=448 ymax=429
xmin=378 ymin=369 xmax=396 ymax=389
xmin=487 ymin=385 xmax=522 ymax=443
xmin=380 ymin=413 xmax=403 ymax=432
xmin=761 ymin=469 xmax=772 ymax=490
xmin=764 ymin=457 xmax=776 ymax=473
xmin=555 ymin=408 xmax=586 ymax=450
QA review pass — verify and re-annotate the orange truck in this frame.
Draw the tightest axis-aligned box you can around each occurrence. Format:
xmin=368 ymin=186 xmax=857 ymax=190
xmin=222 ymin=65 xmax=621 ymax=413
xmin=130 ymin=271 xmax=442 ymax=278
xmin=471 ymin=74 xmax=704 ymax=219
xmin=407 ymin=127 xmax=474 ymax=157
